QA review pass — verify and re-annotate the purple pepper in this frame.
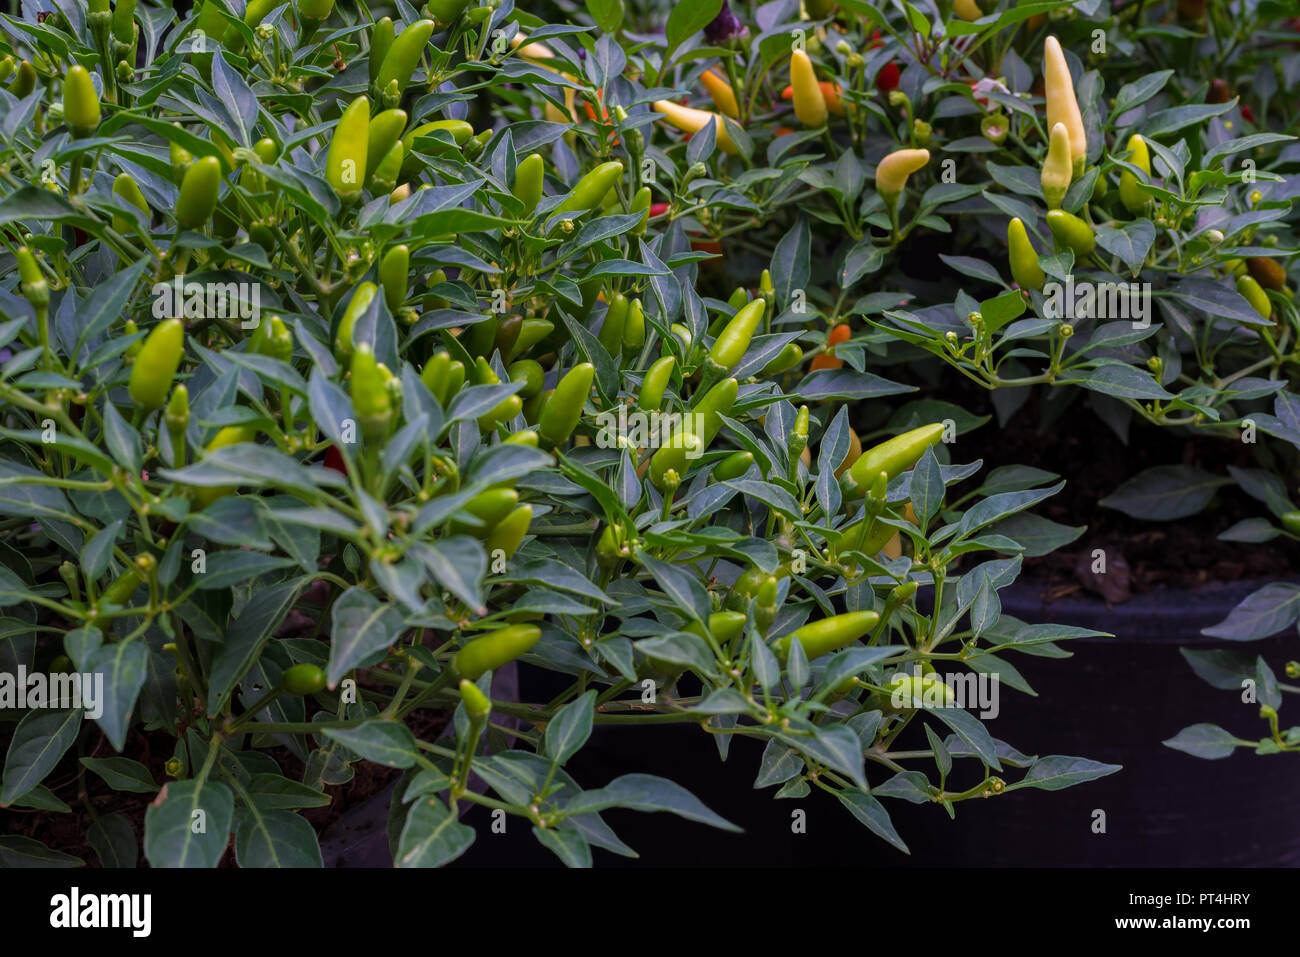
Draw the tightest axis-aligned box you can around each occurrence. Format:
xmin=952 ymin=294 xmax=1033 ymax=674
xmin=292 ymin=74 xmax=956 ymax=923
xmin=705 ymin=1 xmax=747 ymax=43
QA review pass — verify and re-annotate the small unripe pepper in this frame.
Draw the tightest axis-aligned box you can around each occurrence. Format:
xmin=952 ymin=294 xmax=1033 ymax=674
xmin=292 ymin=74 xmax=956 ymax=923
xmin=1046 ymin=208 xmax=1095 ymax=256
xmin=555 ymin=161 xmax=624 ymax=217
xmin=326 ymin=96 xmax=370 ymax=199
xmin=487 ymin=504 xmax=532 ymax=558
xmin=374 ymin=19 xmax=434 ymax=97
xmin=453 ymin=624 xmax=541 ymax=680
xmin=335 ymin=282 xmax=378 ymax=359
xmin=629 ymin=186 xmax=652 ymax=236
xmin=599 ymin=293 xmax=629 ymax=355
xmin=111 ymin=173 xmax=150 ymax=234
xmin=459 ymin=678 xmax=492 ymax=724
xmin=876 ymin=148 xmax=930 ymax=207
xmin=762 ymin=342 xmax=803 ymax=376
xmin=16 ymin=246 xmax=48 ymax=308
xmin=370 ymin=18 xmax=394 ymax=86
xmin=366 ymin=108 xmax=408 ymax=176
xmin=622 ymin=298 xmax=646 ymax=353
xmin=713 ymin=451 xmax=755 ymax=481
xmin=350 ymin=343 xmax=395 ymax=444
xmin=450 ymin=489 xmax=519 ymax=537
xmin=1118 ymin=134 xmax=1151 ymax=214
xmin=128 ymin=318 xmax=185 ymax=410
xmin=63 ymin=65 xmax=101 ymax=137
xmin=1007 ymin=217 xmax=1046 ymax=290
xmin=1043 ymin=35 xmax=1086 ymax=174
xmin=708 ymin=298 xmax=765 ymax=371
xmin=8 ymin=60 xmax=35 ymax=97
xmin=1280 ymin=511 xmax=1300 ymax=536
xmin=789 ymin=50 xmax=827 ymax=127
xmin=847 ymin=423 xmax=944 ymax=493
xmin=176 ymin=155 xmax=221 ymax=230
xmin=165 ymin=384 xmax=189 ymax=467
xmin=1040 ymin=121 xmax=1072 ymax=209
xmin=281 ymin=663 xmax=327 ymax=696
xmin=638 ymin=356 xmax=676 ymax=412
xmin=379 ymin=245 xmax=409 ymax=311
xmin=248 ymin=314 xmax=293 ymax=363
xmin=512 ymin=153 xmax=545 ymax=216
xmin=773 ymin=611 xmax=881 ymax=660
xmin=649 ymin=377 xmax=737 ymax=491
xmin=1236 ymin=275 xmax=1272 ymax=322
xmin=538 ymin=362 xmax=595 ymax=448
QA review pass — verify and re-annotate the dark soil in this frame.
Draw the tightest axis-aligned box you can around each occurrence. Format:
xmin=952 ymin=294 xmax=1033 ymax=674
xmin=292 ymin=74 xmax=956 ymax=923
xmin=909 ymin=374 xmax=1300 ymax=594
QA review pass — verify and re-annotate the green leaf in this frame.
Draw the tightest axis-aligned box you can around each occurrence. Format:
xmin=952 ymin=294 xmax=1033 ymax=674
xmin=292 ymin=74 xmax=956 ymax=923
xmin=207 ymin=580 xmax=308 ymax=713
xmin=144 ymin=779 xmax=234 ymax=868
xmin=1 ymin=708 xmax=81 ymax=805
xmin=1007 ymin=755 xmax=1122 ymax=791
xmin=1162 ymin=724 xmax=1241 ymax=760
xmin=837 ymin=788 xmax=909 ymax=853
xmin=563 ymin=773 xmax=741 ymax=831
xmin=1202 ymin=583 xmax=1300 ymax=641
xmin=87 ymin=814 xmax=138 ymax=868
xmin=233 ymin=807 xmax=323 ymax=868
xmin=80 ymin=756 xmax=156 ymax=793
xmin=664 ymin=0 xmax=723 ymax=66
xmin=396 ymin=795 xmax=476 ymax=867
xmin=323 ymin=721 xmax=419 ymax=769
xmin=1099 ymin=465 xmax=1230 ymax=521
xmin=544 ymin=690 xmax=597 ymax=766
xmin=326 ymin=586 xmax=407 ymax=687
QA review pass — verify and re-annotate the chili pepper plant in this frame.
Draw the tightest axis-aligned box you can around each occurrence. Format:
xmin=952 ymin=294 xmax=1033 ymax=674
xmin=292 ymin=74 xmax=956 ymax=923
xmin=34 ymin=0 xmax=1300 ymax=870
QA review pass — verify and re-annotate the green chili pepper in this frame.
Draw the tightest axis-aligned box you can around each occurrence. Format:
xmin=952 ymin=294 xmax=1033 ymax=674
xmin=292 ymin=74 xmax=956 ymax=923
xmin=8 ymin=61 xmax=35 ymax=97
xmin=326 ymin=95 xmax=370 ymax=199
xmin=599 ymin=292 xmax=629 ymax=356
xmin=165 ymin=384 xmax=189 ymax=467
xmin=459 ymin=678 xmax=492 ymax=724
xmin=1007 ymin=217 xmax=1045 ymax=290
xmin=1280 ymin=511 xmax=1300 ymax=536
xmin=847 ymin=422 xmax=945 ymax=493
xmin=538 ymin=362 xmax=595 ymax=448
xmin=1046 ymin=209 xmax=1095 ymax=257
xmin=192 ymin=424 xmax=258 ymax=508
xmin=1040 ymin=121 xmax=1072 ymax=210
xmin=366 ymin=109 xmax=408 ymax=175
xmin=622 ymin=298 xmax=645 ymax=354
xmin=510 ymin=319 xmax=554 ymax=359
xmin=649 ymin=377 xmax=738 ymax=491
xmin=487 ymin=504 xmax=532 ymax=558
xmin=726 ymin=564 xmax=789 ymax=612
xmin=630 ymin=185 xmax=651 ymax=235
xmin=554 ymin=161 xmax=624 ymax=217
xmin=335 ymin=282 xmax=378 ymax=359
xmin=453 ymin=624 xmax=541 ymax=680
xmin=379 ymin=245 xmax=409 ymax=311
xmin=351 ymin=343 xmax=395 ymax=443
xmin=63 ymin=65 xmax=101 ymax=137
xmin=370 ymin=18 xmax=394 ymax=85
xmin=112 ymin=0 xmax=136 ymax=44
xmin=638 ymin=355 xmax=676 ymax=412
xmin=885 ymin=672 xmax=956 ymax=709
xmin=713 ymin=450 xmax=754 ymax=481
xmin=110 ymin=173 xmax=149 ymax=234
xmin=708 ymin=298 xmax=765 ymax=371
xmin=426 ymin=0 xmax=473 ymax=25
xmin=761 ymin=342 xmax=803 ymax=376
xmin=508 ymin=359 xmax=544 ymax=398
xmin=1118 ymin=133 xmax=1151 ymax=214
xmin=463 ymin=317 xmax=498 ymax=358
xmin=402 ymin=119 xmax=474 ymax=155
xmin=375 ymin=19 xmax=434 ymax=97
xmin=299 ymin=0 xmax=335 ymax=19
xmin=1237 ymin=275 xmax=1272 ymax=322
xmin=472 ymin=357 xmax=523 ymax=430
xmin=773 ymin=611 xmax=880 ymax=661
xmin=249 ymin=314 xmax=293 ymax=363
xmin=450 ymin=488 xmax=520 ymax=537
xmin=128 ymin=318 xmax=184 ymax=410
xmin=98 ymin=567 xmax=142 ymax=608
xmin=493 ymin=316 xmax=523 ymax=359
xmin=281 ymin=663 xmax=327 ymax=695
xmin=686 ymin=611 xmax=747 ymax=646
xmin=512 ymin=153 xmax=544 ymax=216
xmin=175 ymin=155 xmax=221 ymax=230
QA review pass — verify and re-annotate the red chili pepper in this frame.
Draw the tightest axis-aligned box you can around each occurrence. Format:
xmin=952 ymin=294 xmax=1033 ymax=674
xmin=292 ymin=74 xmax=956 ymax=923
xmin=876 ymin=61 xmax=900 ymax=93
xmin=649 ymin=202 xmax=671 ymax=218
xmin=1241 ymin=104 xmax=1255 ymax=123
xmin=324 ymin=445 xmax=347 ymax=474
